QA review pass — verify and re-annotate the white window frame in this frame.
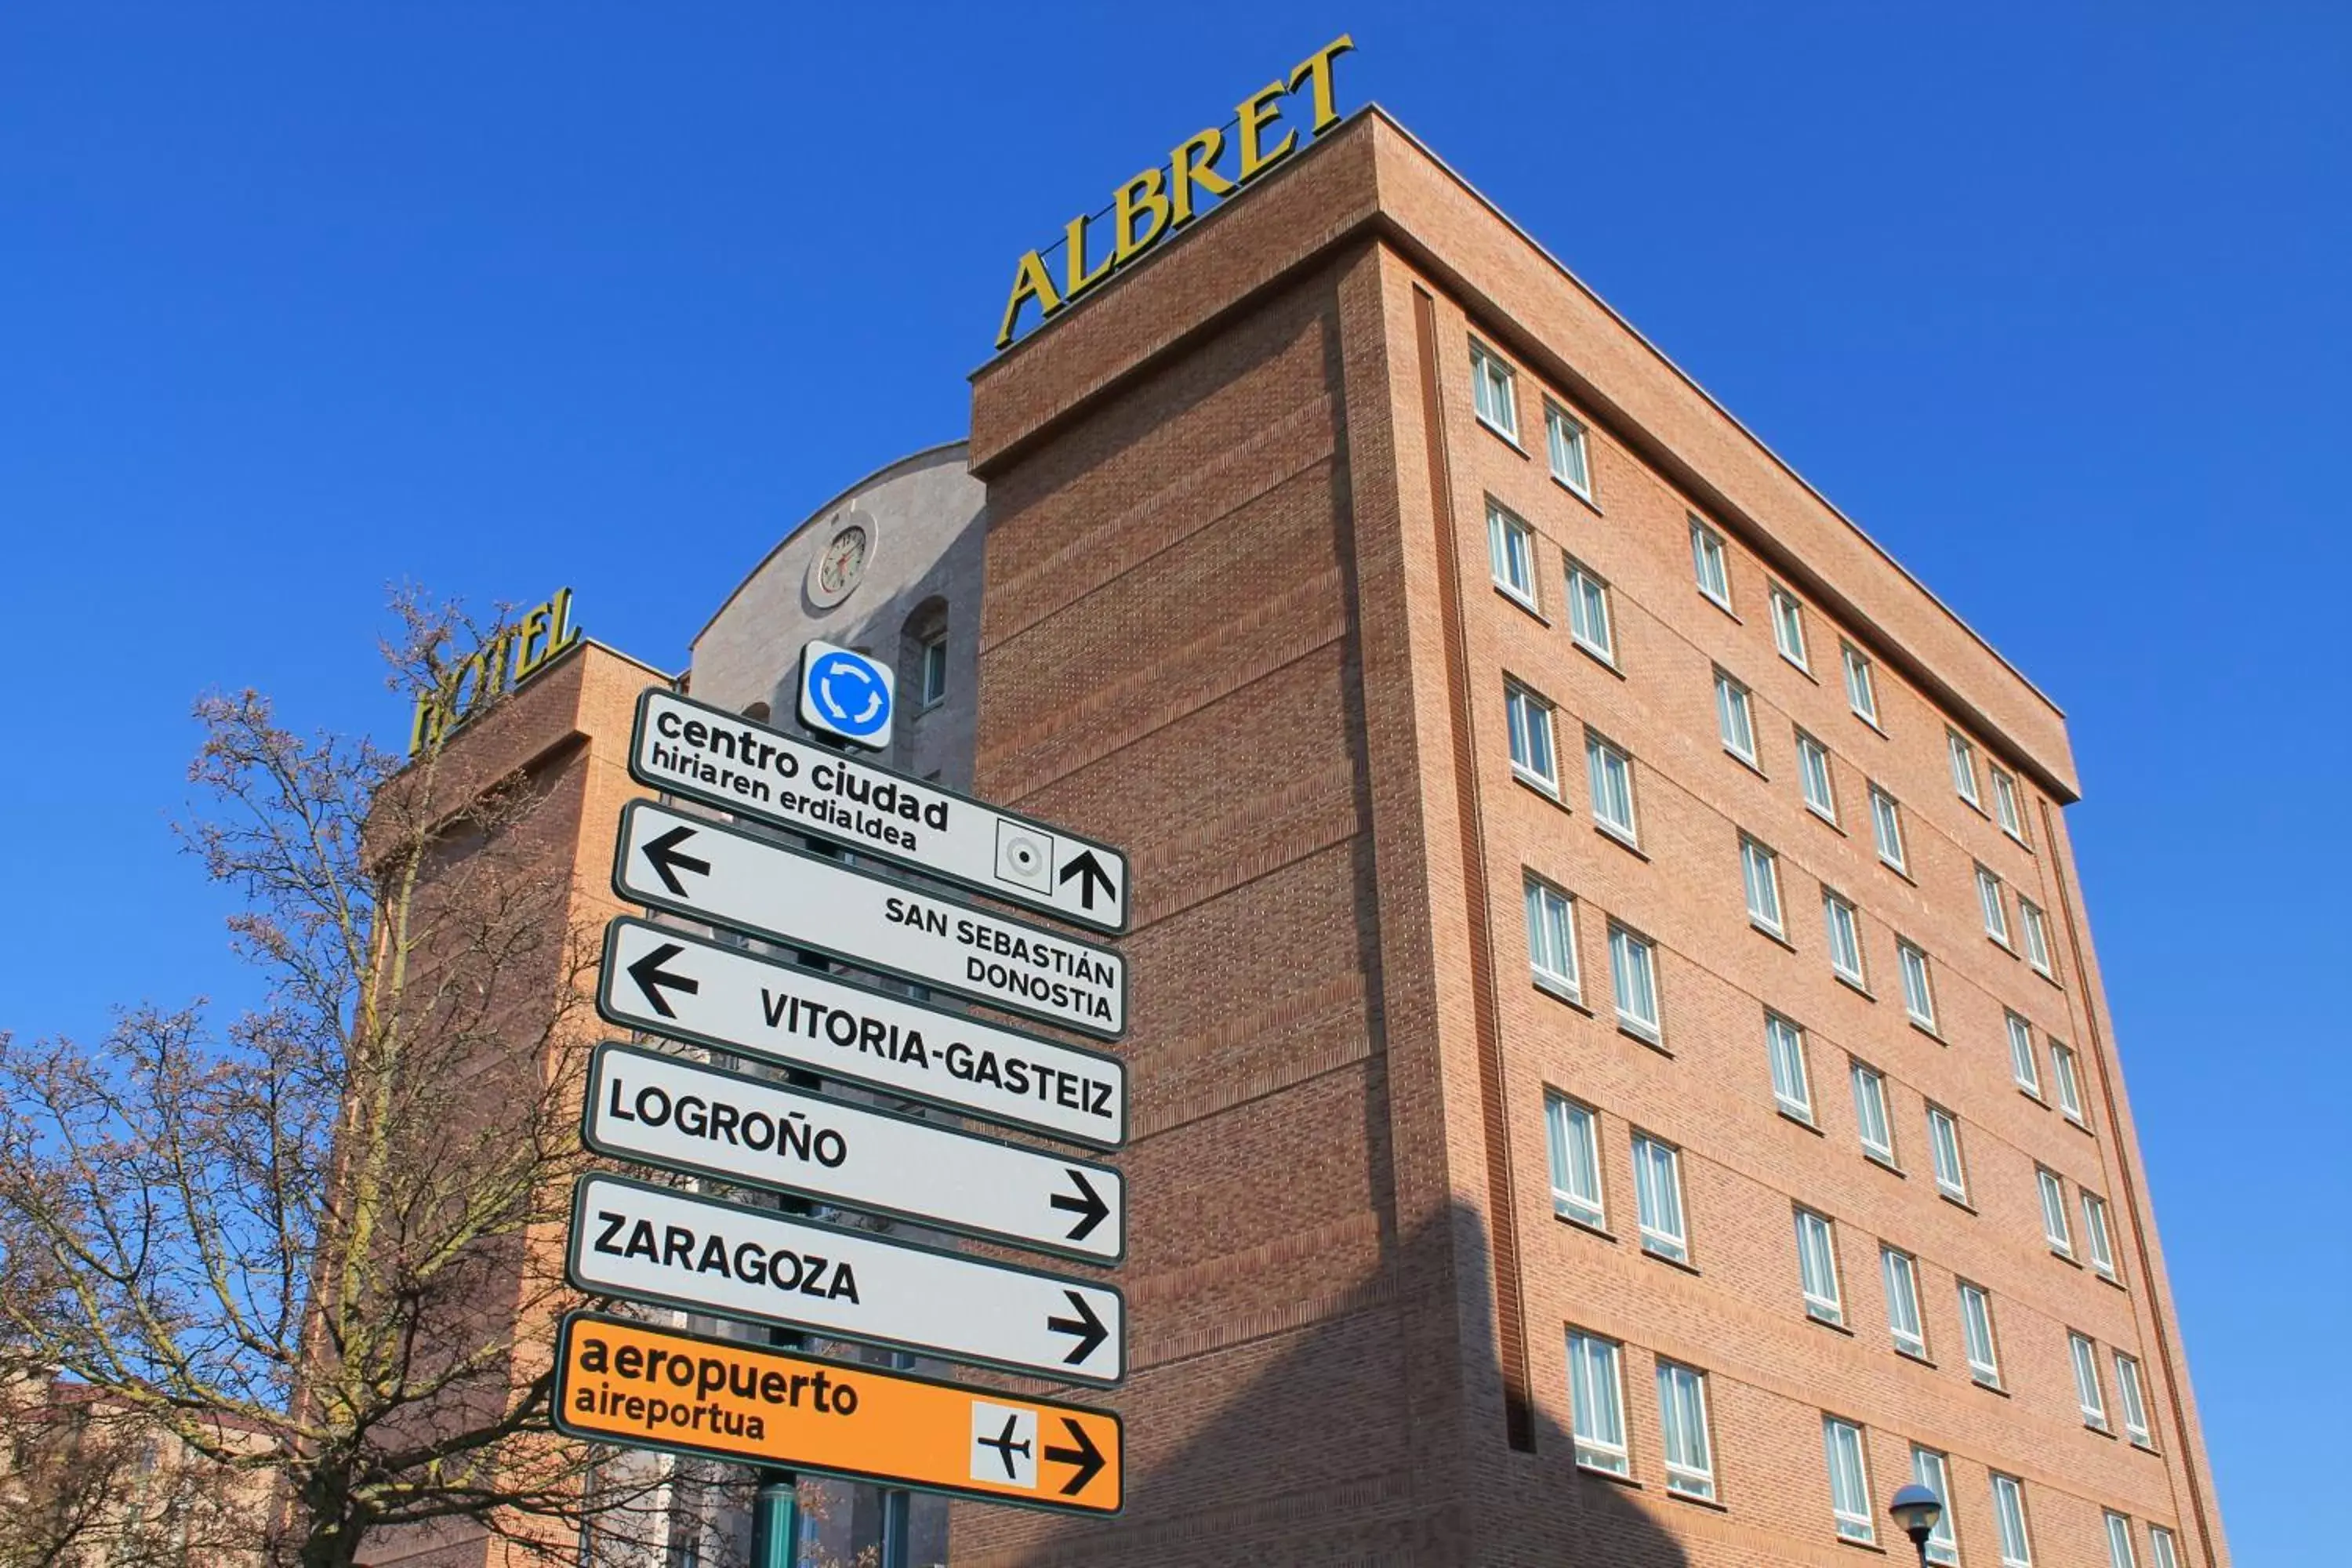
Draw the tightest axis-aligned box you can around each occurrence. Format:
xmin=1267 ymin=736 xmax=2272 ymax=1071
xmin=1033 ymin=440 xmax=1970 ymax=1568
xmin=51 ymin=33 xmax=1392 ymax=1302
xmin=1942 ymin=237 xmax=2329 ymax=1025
xmin=1823 ymin=1417 xmax=1876 ymax=1544
xmin=1470 ymin=338 xmax=1519 ymax=442
xmin=1586 ymin=731 xmax=1638 ymax=845
xmin=1525 ymin=877 xmax=1581 ymax=1001
xmin=1824 ymin=890 xmax=1867 ymax=989
xmin=2050 ymin=1040 xmax=2086 ymax=1125
xmin=2115 ymin=1352 xmax=2154 ymax=1448
xmin=1545 ymin=1092 xmax=1606 ymax=1229
xmin=1632 ymin=1133 xmax=1688 ymax=1262
xmin=1505 ymin=681 xmax=1559 ymax=796
xmin=1993 ymin=765 xmax=2030 ymax=844
xmin=1715 ymin=669 xmax=1759 ymax=766
xmin=1769 ymin=583 xmax=1810 ymax=671
xmin=1850 ymin=1059 xmax=1896 ymax=1165
xmin=1992 ymin=1472 xmax=2034 ymax=1566
xmin=1869 ymin=785 xmax=1907 ymax=873
xmin=1959 ymin=1282 xmax=2002 ymax=1387
xmin=1487 ymin=499 xmax=1538 ymax=608
xmin=1766 ymin=1011 xmax=1813 ymax=1123
xmin=1565 ymin=1330 xmax=1628 ymax=1474
xmin=2020 ymin=898 xmax=2056 ymax=978
xmin=1882 ymin=1247 xmax=1927 ymax=1359
xmin=1842 ymin=642 xmax=1880 ymax=727
xmin=2150 ymin=1525 xmax=2180 ymax=1568
xmin=919 ymin=632 xmax=949 ymax=708
xmin=1796 ymin=730 xmax=1838 ymax=822
xmin=1610 ymin=923 xmax=1662 ymax=1044
xmin=2082 ymin=1190 xmax=2119 ymax=1282
xmin=2038 ymin=1167 xmax=2074 ymax=1257
xmin=2107 ymin=1512 xmax=2140 ymax=1568
xmin=1977 ymin=864 xmax=2012 ymax=947
xmin=1795 ymin=1207 xmax=1844 ymax=1325
xmin=2007 ymin=1012 xmax=2043 ymax=1097
xmin=1690 ymin=517 xmax=1732 ymax=610
xmin=1740 ymin=836 xmax=1785 ymax=937
xmin=1912 ymin=1447 xmax=1962 ymax=1566
xmin=1927 ymin=1104 xmax=1969 ymax=1202
xmin=1564 ymin=556 xmax=1614 ymax=662
xmin=1545 ymin=401 xmax=1593 ymax=499
xmin=1654 ymin=1361 xmax=1715 ymax=1500
xmin=1897 ymin=940 xmax=1937 ymax=1031
xmin=2071 ymin=1330 xmax=2111 ymax=1430
xmin=1949 ymin=730 xmax=1984 ymax=808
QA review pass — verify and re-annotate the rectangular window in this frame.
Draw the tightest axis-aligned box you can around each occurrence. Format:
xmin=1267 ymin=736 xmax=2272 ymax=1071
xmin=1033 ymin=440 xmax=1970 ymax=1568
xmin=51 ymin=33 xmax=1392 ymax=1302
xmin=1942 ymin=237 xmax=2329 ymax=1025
xmin=1470 ymin=339 xmax=1518 ymax=441
xmin=1487 ymin=500 xmax=1538 ymax=607
xmin=1912 ymin=1447 xmax=1962 ymax=1566
xmin=1869 ymin=786 xmax=1907 ymax=872
xmin=1949 ymin=731 xmax=1984 ymax=808
xmin=2007 ymin=1012 xmax=2043 ymax=1096
xmin=1766 ymin=1012 xmax=1813 ymax=1122
xmin=1850 ymin=1060 xmax=1895 ymax=1164
xmin=1565 ymin=1330 xmax=1628 ymax=1473
xmin=2038 ymin=1167 xmax=2074 ymax=1256
xmin=1927 ymin=1105 xmax=1969 ymax=1202
xmin=1506 ymin=681 xmax=1559 ymax=794
xmin=1524 ymin=877 xmax=1581 ymax=1000
xmin=1715 ymin=669 xmax=1759 ymax=765
xmin=2107 ymin=1512 xmax=2140 ymax=1568
xmin=1770 ymin=584 xmax=1809 ymax=670
xmin=1898 ymin=941 xmax=1937 ymax=1030
xmin=1632 ymin=1134 xmax=1688 ymax=1262
xmin=1959 ymin=1282 xmax=2002 ymax=1387
xmin=2071 ymin=1331 xmax=2110 ymax=1429
xmin=1545 ymin=1093 xmax=1606 ymax=1229
xmin=1797 ymin=731 xmax=1838 ymax=822
xmin=2020 ymin=899 xmax=2056 ymax=978
xmin=2050 ymin=1041 xmax=2086 ymax=1125
xmin=1586 ymin=732 xmax=1638 ymax=844
xmin=1654 ymin=1362 xmax=1715 ymax=1500
xmin=1546 ymin=403 xmax=1592 ymax=498
xmin=1565 ymin=557 xmax=1614 ymax=662
xmin=1992 ymin=1473 xmax=2034 ymax=1566
xmin=1882 ymin=1247 xmax=1926 ymax=1359
xmin=1795 ymin=1207 xmax=1843 ymax=1324
xmin=1824 ymin=890 xmax=1867 ymax=987
xmin=1842 ymin=643 xmax=1880 ymax=726
xmin=2082 ymin=1191 xmax=2119 ymax=1282
xmin=1993 ymin=766 xmax=2029 ymax=843
xmin=2115 ymin=1352 xmax=2154 ymax=1447
xmin=2150 ymin=1526 xmax=2180 ymax=1568
xmin=1977 ymin=865 xmax=2012 ymax=946
xmin=1690 ymin=517 xmax=1732 ymax=609
xmin=1740 ymin=837 xmax=1785 ymax=936
xmin=1610 ymin=924 xmax=1662 ymax=1043
xmin=919 ymin=633 xmax=949 ymax=707
xmin=1823 ymin=1417 xmax=1875 ymax=1544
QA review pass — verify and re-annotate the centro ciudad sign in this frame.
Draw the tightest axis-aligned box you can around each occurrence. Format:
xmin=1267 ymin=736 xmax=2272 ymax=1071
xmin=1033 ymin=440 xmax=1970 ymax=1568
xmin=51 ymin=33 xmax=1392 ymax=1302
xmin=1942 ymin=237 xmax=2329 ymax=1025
xmin=995 ymin=34 xmax=1355 ymax=348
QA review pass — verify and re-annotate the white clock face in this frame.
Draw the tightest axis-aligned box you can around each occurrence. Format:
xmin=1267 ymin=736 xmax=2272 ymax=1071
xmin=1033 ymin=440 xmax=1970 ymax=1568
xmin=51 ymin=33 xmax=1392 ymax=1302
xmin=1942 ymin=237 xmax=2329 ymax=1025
xmin=804 ymin=510 xmax=876 ymax=608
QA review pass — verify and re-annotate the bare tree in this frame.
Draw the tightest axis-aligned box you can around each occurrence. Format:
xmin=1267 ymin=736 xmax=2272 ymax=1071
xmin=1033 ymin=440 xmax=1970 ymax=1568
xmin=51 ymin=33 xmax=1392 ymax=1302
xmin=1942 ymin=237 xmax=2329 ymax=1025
xmin=0 ymin=589 xmax=681 ymax=1567
xmin=0 ymin=1376 xmax=251 ymax=1568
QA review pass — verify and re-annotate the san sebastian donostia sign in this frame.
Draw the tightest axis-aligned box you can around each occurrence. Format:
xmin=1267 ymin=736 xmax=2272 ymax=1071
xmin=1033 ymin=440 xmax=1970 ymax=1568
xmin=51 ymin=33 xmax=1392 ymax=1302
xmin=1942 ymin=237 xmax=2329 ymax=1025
xmin=995 ymin=34 xmax=1354 ymax=349
xmin=612 ymin=800 xmax=1127 ymax=1040
xmin=408 ymin=586 xmax=583 ymax=756
xmin=629 ymin=688 xmax=1129 ymax=933
xmin=552 ymin=1313 xmax=1123 ymax=1515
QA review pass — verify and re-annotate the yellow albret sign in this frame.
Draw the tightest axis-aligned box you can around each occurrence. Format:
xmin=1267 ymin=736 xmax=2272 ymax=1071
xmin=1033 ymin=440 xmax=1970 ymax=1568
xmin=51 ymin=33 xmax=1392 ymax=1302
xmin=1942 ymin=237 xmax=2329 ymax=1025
xmin=407 ymin=586 xmax=581 ymax=756
xmin=996 ymin=34 xmax=1354 ymax=348
xmin=551 ymin=1314 xmax=1124 ymax=1515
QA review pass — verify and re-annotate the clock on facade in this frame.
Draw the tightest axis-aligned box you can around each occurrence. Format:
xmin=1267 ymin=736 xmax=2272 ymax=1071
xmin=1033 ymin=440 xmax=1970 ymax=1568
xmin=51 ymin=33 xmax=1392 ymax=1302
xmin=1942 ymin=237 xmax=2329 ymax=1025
xmin=805 ymin=509 xmax=875 ymax=608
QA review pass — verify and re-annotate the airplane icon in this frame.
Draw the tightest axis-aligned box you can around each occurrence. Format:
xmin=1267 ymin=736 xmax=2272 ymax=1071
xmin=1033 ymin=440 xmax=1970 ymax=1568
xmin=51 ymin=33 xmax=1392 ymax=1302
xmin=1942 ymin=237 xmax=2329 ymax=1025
xmin=977 ymin=1410 xmax=1033 ymax=1479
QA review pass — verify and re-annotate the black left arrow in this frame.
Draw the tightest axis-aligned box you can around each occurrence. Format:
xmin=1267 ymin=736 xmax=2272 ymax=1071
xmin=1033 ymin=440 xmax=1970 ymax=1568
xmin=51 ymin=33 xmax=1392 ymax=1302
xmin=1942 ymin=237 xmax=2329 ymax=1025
xmin=1049 ymin=1169 xmax=1110 ymax=1243
xmin=642 ymin=825 xmax=710 ymax=897
xmin=1056 ymin=849 xmax=1117 ymax=913
xmin=625 ymin=942 xmax=699 ymax=1019
xmin=1043 ymin=1417 xmax=1105 ymax=1497
xmin=1044 ymin=1289 xmax=1109 ymax=1367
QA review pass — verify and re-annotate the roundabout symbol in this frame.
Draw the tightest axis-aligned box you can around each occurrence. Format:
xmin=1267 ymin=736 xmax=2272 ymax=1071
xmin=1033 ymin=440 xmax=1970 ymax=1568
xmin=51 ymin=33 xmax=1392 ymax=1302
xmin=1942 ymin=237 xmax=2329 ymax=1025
xmin=797 ymin=640 xmax=895 ymax=748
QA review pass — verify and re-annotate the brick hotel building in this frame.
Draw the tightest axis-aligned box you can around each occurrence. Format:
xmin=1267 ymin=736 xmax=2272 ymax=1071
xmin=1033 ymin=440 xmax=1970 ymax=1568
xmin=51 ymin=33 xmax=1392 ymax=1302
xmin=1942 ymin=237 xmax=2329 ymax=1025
xmin=416 ymin=104 xmax=2224 ymax=1568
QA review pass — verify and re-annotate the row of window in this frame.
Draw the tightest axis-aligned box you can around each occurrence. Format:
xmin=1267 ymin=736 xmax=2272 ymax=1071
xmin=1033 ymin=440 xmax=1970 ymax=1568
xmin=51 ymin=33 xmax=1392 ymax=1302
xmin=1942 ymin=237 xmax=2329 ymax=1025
xmin=1564 ymin=1327 xmax=2176 ymax=1566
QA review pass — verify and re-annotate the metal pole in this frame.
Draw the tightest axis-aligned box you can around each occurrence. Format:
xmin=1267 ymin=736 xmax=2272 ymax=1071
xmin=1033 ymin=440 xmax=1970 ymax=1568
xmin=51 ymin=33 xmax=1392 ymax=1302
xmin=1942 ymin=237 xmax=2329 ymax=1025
xmin=750 ymin=1475 xmax=799 ymax=1568
xmin=878 ymin=1490 xmax=910 ymax=1568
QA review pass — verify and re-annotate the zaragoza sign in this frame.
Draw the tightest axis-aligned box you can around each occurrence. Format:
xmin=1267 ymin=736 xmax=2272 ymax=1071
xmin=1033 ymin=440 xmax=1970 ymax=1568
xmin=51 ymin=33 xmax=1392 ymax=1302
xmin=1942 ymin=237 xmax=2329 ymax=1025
xmin=995 ymin=35 xmax=1354 ymax=349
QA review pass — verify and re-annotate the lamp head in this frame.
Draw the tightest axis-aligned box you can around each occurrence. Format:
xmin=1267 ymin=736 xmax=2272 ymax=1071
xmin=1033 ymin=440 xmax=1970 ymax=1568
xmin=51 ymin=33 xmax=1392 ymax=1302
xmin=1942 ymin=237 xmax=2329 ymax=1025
xmin=1890 ymin=1481 xmax=1944 ymax=1542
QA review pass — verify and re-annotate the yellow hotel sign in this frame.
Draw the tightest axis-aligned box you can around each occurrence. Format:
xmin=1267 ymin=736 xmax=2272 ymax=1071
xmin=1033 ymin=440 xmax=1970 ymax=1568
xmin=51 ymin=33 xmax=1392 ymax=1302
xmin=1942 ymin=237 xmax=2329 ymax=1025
xmin=996 ymin=34 xmax=1355 ymax=348
xmin=552 ymin=1313 xmax=1124 ymax=1515
xmin=407 ymin=586 xmax=581 ymax=756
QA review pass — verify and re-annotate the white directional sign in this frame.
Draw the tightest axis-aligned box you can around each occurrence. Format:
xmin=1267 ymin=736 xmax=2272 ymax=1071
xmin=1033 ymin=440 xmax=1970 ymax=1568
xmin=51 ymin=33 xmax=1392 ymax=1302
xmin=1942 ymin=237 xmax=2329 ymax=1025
xmin=568 ymin=1174 xmax=1124 ymax=1385
xmin=584 ymin=1041 xmax=1124 ymax=1263
xmin=612 ymin=800 xmax=1127 ymax=1040
xmin=596 ymin=919 xmax=1125 ymax=1149
xmin=627 ymin=688 xmax=1129 ymax=934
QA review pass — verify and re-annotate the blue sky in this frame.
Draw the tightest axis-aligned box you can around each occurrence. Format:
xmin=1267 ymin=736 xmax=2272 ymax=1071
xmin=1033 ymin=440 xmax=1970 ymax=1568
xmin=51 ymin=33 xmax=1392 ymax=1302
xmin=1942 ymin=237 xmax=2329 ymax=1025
xmin=2 ymin=5 xmax=2343 ymax=1559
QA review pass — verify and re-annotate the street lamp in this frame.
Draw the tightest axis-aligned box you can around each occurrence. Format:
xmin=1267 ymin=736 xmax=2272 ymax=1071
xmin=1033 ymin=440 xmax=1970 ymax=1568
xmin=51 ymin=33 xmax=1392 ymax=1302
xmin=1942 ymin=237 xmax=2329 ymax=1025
xmin=1889 ymin=1482 xmax=1944 ymax=1565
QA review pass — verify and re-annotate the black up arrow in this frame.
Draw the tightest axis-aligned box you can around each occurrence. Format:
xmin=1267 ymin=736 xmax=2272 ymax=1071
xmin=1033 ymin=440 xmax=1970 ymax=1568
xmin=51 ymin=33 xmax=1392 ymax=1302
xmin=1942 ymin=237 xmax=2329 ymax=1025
xmin=642 ymin=825 xmax=710 ymax=897
xmin=1049 ymin=1169 xmax=1109 ymax=1243
xmin=1045 ymin=1289 xmax=1109 ymax=1367
xmin=1056 ymin=849 xmax=1116 ymax=913
xmin=626 ymin=942 xmax=699 ymax=1020
xmin=1043 ymin=1417 xmax=1105 ymax=1497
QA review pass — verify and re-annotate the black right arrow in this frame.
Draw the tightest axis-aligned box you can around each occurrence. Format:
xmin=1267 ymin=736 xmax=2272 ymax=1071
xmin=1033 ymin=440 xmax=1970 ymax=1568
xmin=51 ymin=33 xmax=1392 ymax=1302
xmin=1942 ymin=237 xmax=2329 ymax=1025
xmin=1049 ymin=1169 xmax=1109 ymax=1243
xmin=1056 ymin=849 xmax=1117 ymax=913
xmin=1043 ymin=1417 xmax=1105 ymax=1497
xmin=625 ymin=942 xmax=699 ymax=1020
xmin=641 ymin=825 xmax=710 ymax=898
xmin=1044 ymin=1289 xmax=1109 ymax=1367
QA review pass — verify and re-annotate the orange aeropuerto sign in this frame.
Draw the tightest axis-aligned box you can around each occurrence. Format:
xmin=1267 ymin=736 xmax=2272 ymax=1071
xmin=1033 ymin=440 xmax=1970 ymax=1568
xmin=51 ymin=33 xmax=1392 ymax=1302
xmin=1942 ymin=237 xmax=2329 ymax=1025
xmin=550 ymin=1312 xmax=1123 ymax=1515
